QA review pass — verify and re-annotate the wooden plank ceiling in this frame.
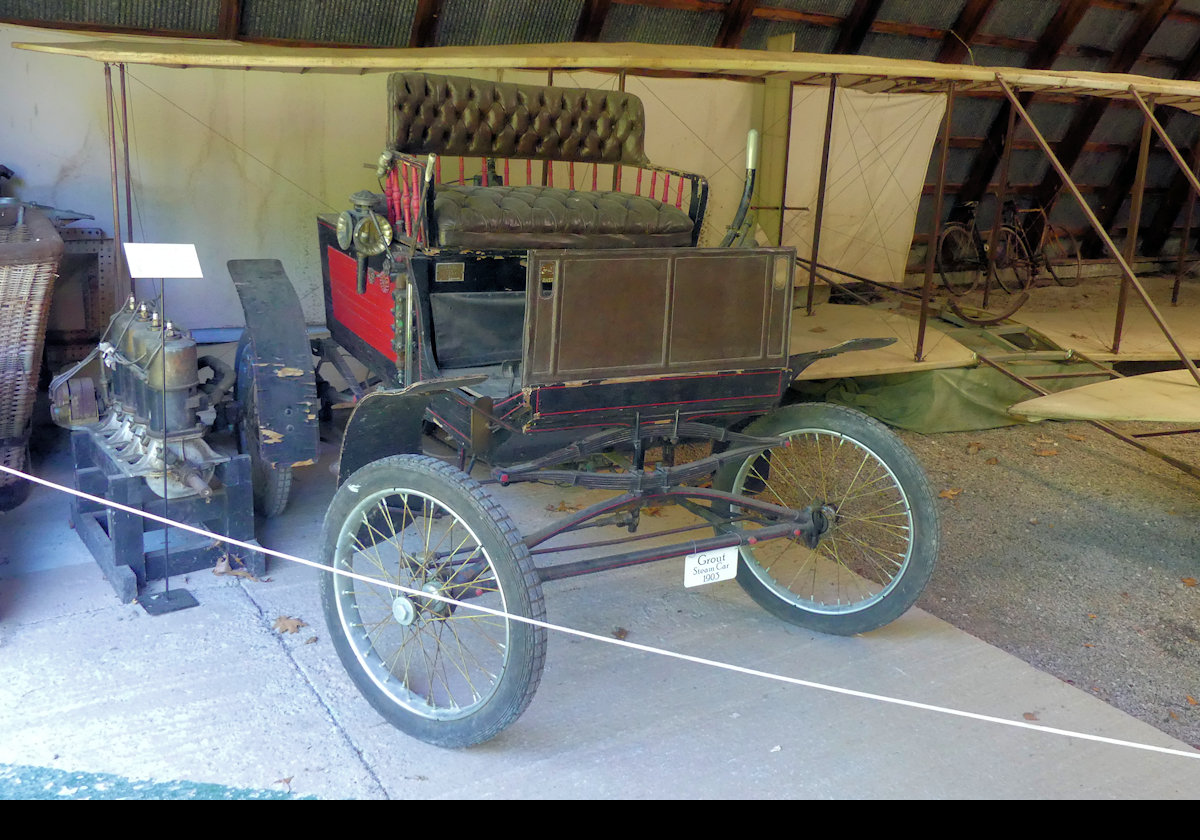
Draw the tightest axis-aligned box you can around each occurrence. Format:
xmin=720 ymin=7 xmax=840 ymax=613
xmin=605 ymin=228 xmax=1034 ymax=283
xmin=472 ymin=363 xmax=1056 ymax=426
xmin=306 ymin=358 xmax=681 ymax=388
xmin=9 ymin=0 xmax=1200 ymax=259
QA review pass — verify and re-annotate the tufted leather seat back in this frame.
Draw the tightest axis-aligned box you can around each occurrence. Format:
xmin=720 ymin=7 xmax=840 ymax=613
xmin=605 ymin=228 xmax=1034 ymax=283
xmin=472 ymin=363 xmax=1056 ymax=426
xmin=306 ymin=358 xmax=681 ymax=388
xmin=387 ymin=73 xmax=652 ymax=166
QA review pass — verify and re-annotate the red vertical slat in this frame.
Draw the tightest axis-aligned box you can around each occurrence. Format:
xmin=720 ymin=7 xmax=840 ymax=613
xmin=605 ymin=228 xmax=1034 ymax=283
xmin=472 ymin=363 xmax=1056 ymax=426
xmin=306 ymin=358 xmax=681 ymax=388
xmin=386 ymin=166 xmax=401 ymax=226
xmin=662 ymin=173 xmax=669 ymax=202
xmin=635 ymin=168 xmax=642 ymax=195
xmin=527 ymin=160 xmax=533 ymax=185
xmin=399 ymin=162 xmax=411 ymax=238
xmin=569 ymin=161 xmax=575 ymax=190
xmin=675 ymin=177 xmax=683 ymax=209
xmin=481 ymin=157 xmax=489 ymax=186
xmin=410 ymin=164 xmax=422 ymax=244
xmin=649 ymin=171 xmax=657 ymax=199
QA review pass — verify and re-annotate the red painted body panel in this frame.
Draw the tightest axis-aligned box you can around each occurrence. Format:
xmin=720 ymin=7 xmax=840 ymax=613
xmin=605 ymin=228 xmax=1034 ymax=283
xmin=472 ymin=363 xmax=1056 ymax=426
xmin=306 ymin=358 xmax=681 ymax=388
xmin=327 ymin=246 xmax=398 ymax=362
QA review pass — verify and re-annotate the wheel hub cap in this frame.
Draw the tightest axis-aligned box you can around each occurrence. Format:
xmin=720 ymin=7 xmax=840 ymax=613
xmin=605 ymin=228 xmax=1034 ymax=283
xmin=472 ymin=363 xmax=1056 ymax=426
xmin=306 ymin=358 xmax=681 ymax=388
xmin=391 ymin=595 xmax=416 ymax=626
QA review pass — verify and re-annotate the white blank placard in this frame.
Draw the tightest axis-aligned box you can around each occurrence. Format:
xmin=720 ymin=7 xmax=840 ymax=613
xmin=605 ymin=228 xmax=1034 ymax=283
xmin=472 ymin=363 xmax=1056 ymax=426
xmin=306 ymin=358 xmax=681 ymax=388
xmin=123 ymin=243 xmax=204 ymax=279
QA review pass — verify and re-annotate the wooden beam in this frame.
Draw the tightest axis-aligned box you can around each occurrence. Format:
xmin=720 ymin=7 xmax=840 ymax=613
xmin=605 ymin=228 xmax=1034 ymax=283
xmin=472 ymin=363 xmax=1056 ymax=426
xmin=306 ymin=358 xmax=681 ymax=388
xmin=755 ymin=33 xmax=795 ymax=248
xmin=408 ymin=0 xmax=442 ymax=48
xmin=575 ymin=0 xmax=613 ymax=42
xmin=937 ymin=0 xmax=995 ymax=63
xmin=956 ymin=0 xmax=1091 ymax=204
xmin=833 ymin=0 xmax=883 ymax=55
xmin=1031 ymin=0 xmax=1177 ymax=212
xmin=215 ymin=0 xmax=242 ymax=40
xmin=715 ymin=0 xmax=757 ymax=49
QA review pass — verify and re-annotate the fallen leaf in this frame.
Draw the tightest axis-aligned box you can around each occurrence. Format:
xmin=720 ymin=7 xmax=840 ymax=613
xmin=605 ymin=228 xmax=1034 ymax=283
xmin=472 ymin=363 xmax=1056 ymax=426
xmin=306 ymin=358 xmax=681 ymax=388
xmin=1088 ymin=614 xmax=1097 ymax=619
xmin=1066 ymin=433 xmax=1086 ymax=441
xmin=966 ymin=441 xmax=983 ymax=455
xmin=612 ymin=627 xmax=629 ymax=640
xmin=1170 ymin=710 xmax=1179 ymax=720
xmin=1182 ymin=577 xmax=1197 ymax=587
xmin=212 ymin=554 xmax=264 ymax=581
xmin=1083 ymin=643 xmax=1094 ymax=648
xmin=985 ymin=457 xmax=999 ymax=466
xmin=1029 ymin=517 xmax=1039 ymax=525
xmin=274 ymin=616 xmax=307 ymax=634
xmin=1070 ymin=333 xmax=1089 ymax=340
xmin=1033 ymin=449 xmax=1058 ymax=457
xmin=1188 ymin=695 xmax=1198 ymax=706
xmin=305 ymin=636 xmax=318 ymax=645
xmin=1023 ymin=712 xmax=1039 ymax=721
xmin=545 ymin=500 xmax=582 ymax=513
xmin=643 ymin=506 xmax=664 ymax=517
xmin=938 ymin=487 xmax=963 ymax=499
xmin=1035 ymin=436 xmax=1056 ymax=445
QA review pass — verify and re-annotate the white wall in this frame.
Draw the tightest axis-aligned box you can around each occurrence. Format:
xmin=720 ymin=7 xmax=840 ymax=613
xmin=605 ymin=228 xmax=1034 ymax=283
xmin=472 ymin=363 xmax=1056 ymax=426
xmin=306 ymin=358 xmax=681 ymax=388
xmin=3 ymin=24 xmax=390 ymax=327
xmin=2 ymin=25 xmax=759 ymax=329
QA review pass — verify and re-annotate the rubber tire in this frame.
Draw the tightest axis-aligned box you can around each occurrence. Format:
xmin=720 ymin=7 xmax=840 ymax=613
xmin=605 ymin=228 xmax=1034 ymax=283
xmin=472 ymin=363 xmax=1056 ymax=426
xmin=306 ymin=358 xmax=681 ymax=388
xmin=713 ymin=403 xmax=939 ymax=636
xmin=319 ymin=455 xmax=546 ymax=748
xmin=936 ymin=223 xmax=980 ymax=297
xmin=235 ymin=337 xmax=293 ymax=518
xmin=1044 ymin=224 xmax=1082 ymax=287
xmin=991 ymin=227 xmax=1034 ymax=294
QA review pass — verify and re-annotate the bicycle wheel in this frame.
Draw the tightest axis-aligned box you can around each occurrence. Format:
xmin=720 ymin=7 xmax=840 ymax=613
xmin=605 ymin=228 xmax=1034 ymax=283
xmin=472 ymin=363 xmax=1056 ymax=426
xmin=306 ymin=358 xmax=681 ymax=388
xmin=1043 ymin=224 xmax=1082 ymax=287
xmin=320 ymin=454 xmax=546 ymax=748
xmin=936 ymin=223 xmax=981 ymax=296
xmin=712 ymin=403 xmax=939 ymax=636
xmin=991 ymin=227 xmax=1034 ymax=294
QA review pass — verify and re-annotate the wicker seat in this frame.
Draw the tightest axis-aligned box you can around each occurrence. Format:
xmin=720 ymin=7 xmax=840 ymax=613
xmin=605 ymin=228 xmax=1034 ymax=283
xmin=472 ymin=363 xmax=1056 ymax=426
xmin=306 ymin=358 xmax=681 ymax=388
xmin=0 ymin=204 xmax=62 ymax=509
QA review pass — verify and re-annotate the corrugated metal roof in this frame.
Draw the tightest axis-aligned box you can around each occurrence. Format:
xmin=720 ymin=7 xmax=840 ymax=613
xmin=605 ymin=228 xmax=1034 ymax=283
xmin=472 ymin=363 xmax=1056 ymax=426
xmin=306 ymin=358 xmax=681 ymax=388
xmin=741 ymin=19 xmax=839 ymax=54
xmin=767 ymin=0 xmax=856 ymax=17
xmin=241 ymin=0 xmax=417 ymax=46
xmin=877 ymin=0 xmax=963 ymax=32
xmin=859 ymin=31 xmax=939 ymax=62
xmin=436 ymin=0 xmax=583 ymax=46
xmin=2 ymin=0 xmax=219 ymax=34
xmin=1008 ymin=149 xmax=1048 ymax=185
xmin=1068 ymin=4 xmax=1135 ymax=53
xmin=949 ymin=96 xmax=1003 ymax=135
xmin=977 ymin=0 xmax=1058 ymax=41
xmin=1023 ymin=101 xmax=1075 ymax=143
xmin=1143 ymin=17 xmax=1200 ymax=61
xmin=1050 ymin=54 xmax=1109 ymax=73
xmin=599 ymin=3 xmax=723 ymax=46
xmin=965 ymin=43 xmax=1030 ymax=68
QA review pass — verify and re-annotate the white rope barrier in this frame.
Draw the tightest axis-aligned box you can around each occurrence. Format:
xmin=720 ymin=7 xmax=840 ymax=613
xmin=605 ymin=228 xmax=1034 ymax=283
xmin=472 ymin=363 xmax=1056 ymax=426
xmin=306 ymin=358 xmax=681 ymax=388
xmin=2 ymin=462 xmax=1196 ymax=762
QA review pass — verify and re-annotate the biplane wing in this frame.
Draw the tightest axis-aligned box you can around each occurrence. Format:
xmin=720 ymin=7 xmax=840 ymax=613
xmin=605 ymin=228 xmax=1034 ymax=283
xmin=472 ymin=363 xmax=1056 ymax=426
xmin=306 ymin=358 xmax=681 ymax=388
xmin=1011 ymin=370 xmax=1200 ymax=424
xmin=17 ymin=38 xmax=1200 ymax=109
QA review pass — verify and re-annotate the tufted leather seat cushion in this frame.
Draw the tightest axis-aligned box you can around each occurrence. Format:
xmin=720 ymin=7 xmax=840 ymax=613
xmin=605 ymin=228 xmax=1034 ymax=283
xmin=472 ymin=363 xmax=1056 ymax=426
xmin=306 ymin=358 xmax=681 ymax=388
xmin=433 ymin=185 xmax=695 ymax=249
xmin=388 ymin=73 xmax=651 ymax=166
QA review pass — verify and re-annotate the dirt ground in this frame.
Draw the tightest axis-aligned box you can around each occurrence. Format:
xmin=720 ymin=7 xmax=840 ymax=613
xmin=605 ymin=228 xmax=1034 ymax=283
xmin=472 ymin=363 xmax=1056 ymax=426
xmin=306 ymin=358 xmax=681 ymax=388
xmin=898 ymin=418 xmax=1200 ymax=749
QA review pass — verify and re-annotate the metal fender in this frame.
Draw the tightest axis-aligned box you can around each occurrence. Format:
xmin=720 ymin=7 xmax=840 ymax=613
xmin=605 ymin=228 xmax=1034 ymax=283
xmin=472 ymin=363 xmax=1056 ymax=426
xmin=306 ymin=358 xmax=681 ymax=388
xmin=337 ymin=389 xmax=429 ymax=485
xmin=229 ymin=259 xmax=319 ymax=468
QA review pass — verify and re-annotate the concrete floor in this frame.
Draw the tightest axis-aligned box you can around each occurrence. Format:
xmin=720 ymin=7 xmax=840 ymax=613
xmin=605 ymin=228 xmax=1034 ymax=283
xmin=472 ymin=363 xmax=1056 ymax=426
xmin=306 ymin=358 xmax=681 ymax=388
xmin=1 ymin=428 xmax=1198 ymax=799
